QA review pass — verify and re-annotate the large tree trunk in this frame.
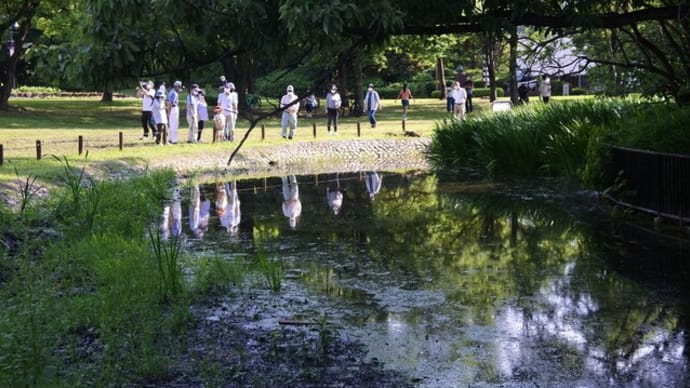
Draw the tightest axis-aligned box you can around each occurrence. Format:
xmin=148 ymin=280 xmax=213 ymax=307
xmin=484 ymin=38 xmax=498 ymax=102
xmin=222 ymin=53 xmax=253 ymax=111
xmin=0 ymin=3 xmax=38 ymax=110
xmin=508 ymin=27 xmax=519 ymax=105
xmin=436 ymin=57 xmax=447 ymax=99
xmin=101 ymin=90 xmax=113 ymax=102
xmin=338 ymin=61 xmax=349 ymax=109
xmin=351 ymin=60 xmax=363 ymax=117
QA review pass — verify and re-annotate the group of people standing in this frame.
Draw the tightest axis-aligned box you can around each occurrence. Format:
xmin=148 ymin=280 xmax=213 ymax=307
xmin=137 ymin=78 xmax=239 ymax=145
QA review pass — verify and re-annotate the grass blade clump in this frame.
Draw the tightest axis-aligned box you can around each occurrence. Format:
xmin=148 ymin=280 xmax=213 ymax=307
xmin=428 ymin=97 xmax=643 ymax=186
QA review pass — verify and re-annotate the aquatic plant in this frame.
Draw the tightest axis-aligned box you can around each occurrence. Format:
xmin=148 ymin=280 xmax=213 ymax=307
xmin=148 ymin=227 xmax=185 ymax=304
xmin=256 ymin=242 xmax=283 ymax=293
xmin=313 ymin=312 xmax=336 ymax=356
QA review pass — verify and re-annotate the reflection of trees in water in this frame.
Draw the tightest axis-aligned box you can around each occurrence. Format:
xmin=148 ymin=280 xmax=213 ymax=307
xmin=192 ymin=172 xmax=689 ymax=385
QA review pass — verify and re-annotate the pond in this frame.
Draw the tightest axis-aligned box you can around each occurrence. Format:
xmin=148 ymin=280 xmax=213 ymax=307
xmin=167 ymin=171 xmax=690 ymax=387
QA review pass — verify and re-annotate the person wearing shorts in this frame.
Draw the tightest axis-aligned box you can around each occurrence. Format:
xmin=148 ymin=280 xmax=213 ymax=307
xmin=397 ymin=82 xmax=413 ymax=120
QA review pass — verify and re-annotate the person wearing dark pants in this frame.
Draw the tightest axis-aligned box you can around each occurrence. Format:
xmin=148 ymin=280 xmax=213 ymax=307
xmin=326 ymin=85 xmax=342 ymax=134
xmin=363 ymin=83 xmax=381 ymax=128
xmin=137 ymin=80 xmax=156 ymax=140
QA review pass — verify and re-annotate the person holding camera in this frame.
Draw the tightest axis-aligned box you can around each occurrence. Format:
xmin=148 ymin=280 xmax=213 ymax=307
xmin=136 ymin=80 xmax=156 ymax=140
xmin=186 ymin=84 xmax=200 ymax=143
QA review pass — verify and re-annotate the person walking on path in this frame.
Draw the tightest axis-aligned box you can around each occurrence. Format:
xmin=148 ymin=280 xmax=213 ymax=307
xmin=363 ymin=83 xmax=381 ymax=128
xmin=396 ymin=82 xmax=413 ymax=120
xmin=325 ymin=84 xmax=342 ymax=134
xmin=137 ymin=80 xmax=156 ymax=140
xmin=280 ymin=85 xmax=300 ymax=139
xmin=186 ymin=84 xmax=200 ymax=143
xmin=167 ymin=81 xmax=182 ymax=144
xmin=196 ymin=89 xmax=209 ymax=142
xmin=539 ymin=75 xmax=552 ymax=103
xmin=450 ymin=81 xmax=467 ymax=120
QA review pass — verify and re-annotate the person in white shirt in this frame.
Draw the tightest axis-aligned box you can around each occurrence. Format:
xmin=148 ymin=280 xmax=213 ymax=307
xmin=167 ymin=81 xmax=182 ymax=144
xmin=280 ymin=85 xmax=300 ymax=139
xmin=539 ymin=75 xmax=552 ymax=103
xmin=282 ymin=175 xmax=302 ymax=229
xmin=152 ymin=89 xmax=168 ymax=145
xmin=137 ymin=80 xmax=156 ymax=140
xmin=325 ymin=85 xmax=342 ymax=134
xmin=186 ymin=84 xmax=200 ymax=143
xmin=217 ymin=83 xmax=239 ymax=141
xmin=363 ymin=83 xmax=381 ymax=128
xmin=451 ymin=81 xmax=467 ymax=120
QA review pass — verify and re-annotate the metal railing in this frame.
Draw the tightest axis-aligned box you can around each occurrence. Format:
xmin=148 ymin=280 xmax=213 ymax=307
xmin=607 ymin=145 xmax=690 ymax=223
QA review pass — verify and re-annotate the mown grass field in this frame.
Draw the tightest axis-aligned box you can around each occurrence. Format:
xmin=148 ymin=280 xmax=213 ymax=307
xmin=0 ymin=95 xmax=488 ymax=180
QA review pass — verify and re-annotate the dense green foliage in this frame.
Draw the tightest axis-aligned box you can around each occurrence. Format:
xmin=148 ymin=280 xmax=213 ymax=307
xmin=0 ymin=165 xmax=248 ymax=385
xmin=428 ymin=99 xmax=690 ymax=188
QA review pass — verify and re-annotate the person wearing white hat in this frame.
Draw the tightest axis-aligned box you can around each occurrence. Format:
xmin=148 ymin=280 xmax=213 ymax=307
xmin=325 ymin=84 xmax=342 ymax=134
xmin=136 ymin=80 xmax=156 ymax=140
xmin=363 ymin=83 xmax=381 ymax=128
xmin=167 ymin=81 xmax=182 ymax=144
xmin=217 ymin=82 xmax=239 ymax=141
xmin=280 ymin=85 xmax=299 ymax=139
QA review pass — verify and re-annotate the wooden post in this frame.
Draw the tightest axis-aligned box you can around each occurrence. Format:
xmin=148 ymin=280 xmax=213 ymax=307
xmin=402 ymin=120 xmax=406 ymax=132
xmin=261 ymin=124 xmax=265 ymax=140
xmin=0 ymin=144 xmax=3 ymax=166
xmin=264 ymin=177 xmax=268 ymax=191
xmin=78 ymin=135 xmax=83 ymax=155
xmin=36 ymin=140 xmax=41 ymax=160
xmin=357 ymin=122 xmax=361 ymax=137
xmin=313 ymin=122 xmax=317 ymax=138
xmin=119 ymin=132 xmax=123 ymax=151
xmin=314 ymin=174 xmax=318 ymax=186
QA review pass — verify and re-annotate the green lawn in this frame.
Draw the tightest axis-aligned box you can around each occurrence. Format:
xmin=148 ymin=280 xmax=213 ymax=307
xmin=0 ymin=96 xmax=488 ymax=180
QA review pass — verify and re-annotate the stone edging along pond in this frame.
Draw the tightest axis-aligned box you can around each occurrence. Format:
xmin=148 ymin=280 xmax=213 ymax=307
xmin=145 ymin=137 xmax=433 ymax=179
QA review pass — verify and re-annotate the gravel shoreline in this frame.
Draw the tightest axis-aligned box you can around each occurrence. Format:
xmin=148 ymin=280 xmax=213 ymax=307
xmin=146 ymin=137 xmax=432 ymax=178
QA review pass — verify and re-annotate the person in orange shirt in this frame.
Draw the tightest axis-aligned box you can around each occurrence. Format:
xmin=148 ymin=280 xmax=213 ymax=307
xmin=396 ymin=82 xmax=414 ymax=120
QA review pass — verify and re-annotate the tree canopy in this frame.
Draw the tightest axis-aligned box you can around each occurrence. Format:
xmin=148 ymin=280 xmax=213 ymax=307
xmin=2 ymin=0 xmax=690 ymax=108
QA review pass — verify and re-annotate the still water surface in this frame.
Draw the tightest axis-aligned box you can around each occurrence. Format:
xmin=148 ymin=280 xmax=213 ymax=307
xmin=171 ymin=171 xmax=690 ymax=387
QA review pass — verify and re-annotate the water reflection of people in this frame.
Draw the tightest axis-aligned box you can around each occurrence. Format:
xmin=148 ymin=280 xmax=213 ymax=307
xmin=327 ymin=173 xmax=343 ymax=215
xmin=216 ymin=181 xmax=241 ymax=235
xmin=189 ymin=185 xmax=210 ymax=239
xmin=282 ymin=175 xmax=302 ymax=229
xmin=161 ymin=189 xmax=182 ymax=239
xmin=365 ymin=171 xmax=382 ymax=201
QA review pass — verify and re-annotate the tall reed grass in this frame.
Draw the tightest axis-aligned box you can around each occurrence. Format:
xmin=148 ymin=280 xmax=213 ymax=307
xmin=0 ymin=163 xmax=239 ymax=386
xmin=428 ymin=98 xmax=689 ymax=188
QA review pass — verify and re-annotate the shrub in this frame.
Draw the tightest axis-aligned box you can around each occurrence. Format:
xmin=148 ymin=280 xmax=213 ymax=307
xmin=472 ymin=87 xmax=504 ymax=98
